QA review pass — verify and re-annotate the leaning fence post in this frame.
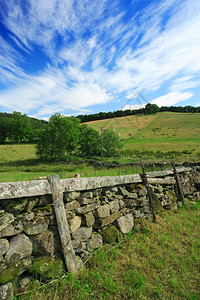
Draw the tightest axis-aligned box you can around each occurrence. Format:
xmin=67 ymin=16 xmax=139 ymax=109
xmin=48 ymin=175 xmax=77 ymax=273
xmin=171 ymin=162 xmax=185 ymax=206
xmin=140 ymin=160 xmax=156 ymax=222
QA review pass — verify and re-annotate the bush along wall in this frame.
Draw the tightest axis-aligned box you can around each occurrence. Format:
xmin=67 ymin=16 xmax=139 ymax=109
xmin=0 ymin=166 xmax=199 ymax=298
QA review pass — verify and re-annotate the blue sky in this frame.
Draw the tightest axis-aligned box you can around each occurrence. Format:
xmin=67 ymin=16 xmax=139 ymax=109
xmin=0 ymin=0 xmax=200 ymax=120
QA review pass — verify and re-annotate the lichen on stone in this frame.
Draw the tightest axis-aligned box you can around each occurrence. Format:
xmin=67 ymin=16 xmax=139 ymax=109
xmin=29 ymin=257 xmax=63 ymax=280
xmin=101 ymin=225 xmax=122 ymax=244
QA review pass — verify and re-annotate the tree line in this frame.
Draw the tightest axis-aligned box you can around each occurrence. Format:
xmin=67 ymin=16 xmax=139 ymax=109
xmin=77 ymin=103 xmax=200 ymax=123
xmin=0 ymin=111 xmax=47 ymax=144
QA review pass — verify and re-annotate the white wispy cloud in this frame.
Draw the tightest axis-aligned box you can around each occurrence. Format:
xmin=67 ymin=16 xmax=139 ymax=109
xmin=0 ymin=0 xmax=200 ymax=117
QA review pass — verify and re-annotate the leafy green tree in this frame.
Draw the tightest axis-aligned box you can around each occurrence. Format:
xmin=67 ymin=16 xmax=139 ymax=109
xmin=8 ymin=111 xmax=34 ymax=143
xmin=103 ymin=129 xmax=121 ymax=157
xmin=79 ymin=124 xmax=101 ymax=156
xmin=145 ymin=103 xmax=159 ymax=114
xmin=0 ymin=117 xmax=10 ymax=143
xmin=36 ymin=113 xmax=80 ymax=161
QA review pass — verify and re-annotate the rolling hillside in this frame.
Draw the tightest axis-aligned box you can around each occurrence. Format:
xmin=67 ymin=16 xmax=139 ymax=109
xmin=85 ymin=112 xmax=200 ymax=155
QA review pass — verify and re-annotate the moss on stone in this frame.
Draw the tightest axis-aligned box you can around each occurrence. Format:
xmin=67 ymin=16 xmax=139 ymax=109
xmin=9 ymin=198 xmax=28 ymax=209
xmin=33 ymin=205 xmax=52 ymax=214
xmin=29 ymin=257 xmax=63 ymax=280
xmin=101 ymin=225 xmax=122 ymax=244
xmin=0 ymin=257 xmax=32 ymax=285
xmin=152 ymin=197 xmax=164 ymax=214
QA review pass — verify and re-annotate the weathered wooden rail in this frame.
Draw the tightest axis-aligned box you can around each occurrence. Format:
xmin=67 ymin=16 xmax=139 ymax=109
xmin=0 ymin=168 xmax=192 ymax=200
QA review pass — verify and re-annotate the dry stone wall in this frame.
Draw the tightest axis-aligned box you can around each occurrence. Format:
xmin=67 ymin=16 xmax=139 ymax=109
xmin=0 ymin=166 xmax=199 ymax=298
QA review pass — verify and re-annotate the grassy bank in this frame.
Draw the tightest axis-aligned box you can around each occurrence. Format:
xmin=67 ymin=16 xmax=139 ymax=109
xmin=1 ymin=112 xmax=200 ymax=182
xmin=17 ymin=203 xmax=200 ymax=299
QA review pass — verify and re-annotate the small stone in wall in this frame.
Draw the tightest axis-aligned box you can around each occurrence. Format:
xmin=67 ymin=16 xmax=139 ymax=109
xmin=4 ymin=234 xmax=32 ymax=264
xmin=65 ymin=200 xmax=80 ymax=211
xmin=116 ymin=213 xmax=134 ymax=234
xmin=0 ymin=282 xmax=13 ymax=300
xmin=83 ymin=212 xmax=95 ymax=227
xmin=109 ymin=200 xmax=119 ymax=214
xmin=76 ymin=203 xmax=100 ymax=215
xmin=96 ymin=204 xmax=110 ymax=218
xmin=0 ymin=213 xmax=14 ymax=232
xmin=0 ymin=219 xmax=23 ymax=238
xmin=87 ymin=233 xmax=103 ymax=250
xmin=72 ymin=226 xmax=92 ymax=241
xmin=0 ymin=239 xmax=9 ymax=256
xmin=31 ymin=230 xmax=55 ymax=256
xmin=69 ymin=216 xmax=82 ymax=233
xmin=23 ymin=215 xmax=50 ymax=235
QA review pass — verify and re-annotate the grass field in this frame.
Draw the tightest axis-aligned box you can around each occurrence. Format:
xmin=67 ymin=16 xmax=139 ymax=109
xmin=0 ymin=112 xmax=200 ymax=182
xmin=86 ymin=112 xmax=200 ymax=157
xmin=17 ymin=203 xmax=200 ymax=300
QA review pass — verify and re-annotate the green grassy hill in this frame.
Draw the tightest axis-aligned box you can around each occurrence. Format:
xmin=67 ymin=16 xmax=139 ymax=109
xmin=86 ymin=112 xmax=200 ymax=158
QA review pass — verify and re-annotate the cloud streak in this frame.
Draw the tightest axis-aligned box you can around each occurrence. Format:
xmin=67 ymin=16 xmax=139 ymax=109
xmin=0 ymin=0 xmax=200 ymax=118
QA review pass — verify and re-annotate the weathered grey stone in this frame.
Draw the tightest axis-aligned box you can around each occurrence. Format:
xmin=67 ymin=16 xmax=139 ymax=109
xmin=0 ymin=213 xmax=14 ymax=232
xmin=117 ymin=187 xmax=138 ymax=199
xmin=33 ymin=205 xmax=53 ymax=216
xmin=31 ymin=230 xmax=55 ymax=256
xmin=133 ymin=210 xmax=145 ymax=219
xmin=66 ymin=211 xmax=76 ymax=220
xmin=5 ymin=234 xmax=32 ymax=264
xmin=65 ymin=200 xmax=80 ymax=211
xmin=119 ymin=200 xmax=125 ymax=209
xmin=72 ymin=227 xmax=92 ymax=241
xmin=19 ymin=276 xmax=32 ymax=289
xmin=116 ymin=213 xmax=134 ymax=234
xmin=0 ymin=174 xmax=142 ymax=200
xmin=63 ymin=192 xmax=81 ymax=202
xmin=69 ymin=216 xmax=81 ymax=233
xmin=81 ymin=197 xmax=97 ymax=205
xmin=76 ymin=203 xmax=100 ymax=214
xmin=23 ymin=215 xmax=50 ymax=235
xmin=87 ymin=233 xmax=103 ymax=250
xmin=0 ymin=255 xmax=6 ymax=271
xmin=1 ymin=198 xmax=28 ymax=216
xmin=96 ymin=204 xmax=110 ymax=218
xmin=81 ymin=191 xmax=93 ymax=198
xmin=37 ymin=195 xmax=52 ymax=206
xmin=0 ymin=220 xmax=23 ymax=238
xmin=0 ymin=282 xmax=14 ymax=300
xmin=109 ymin=200 xmax=119 ymax=214
xmin=24 ymin=212 xmax=35 ymax=221
xmin=100 ymin=211 xmax=122 ymax=227
xmin=71 ymin=240 xmax=86 ymax=251
xmin=124 ymin=198 xmax=139 ymax=207
xmin=0 ymin=239 xmax=9 ymax=256
xmin=74 ymin=255 xmax=84 ymax=270
xmin=83 ymin=212 xmax=95 ymax=227
xmin=26 ymin=197 xmax=38 ymax=211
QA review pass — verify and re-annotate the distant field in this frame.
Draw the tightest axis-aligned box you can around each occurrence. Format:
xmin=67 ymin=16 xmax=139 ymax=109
xmin=86 ymin=112 xmax=200 ymax=156
xmin=0 ymin=112 xmax=200 ymax=182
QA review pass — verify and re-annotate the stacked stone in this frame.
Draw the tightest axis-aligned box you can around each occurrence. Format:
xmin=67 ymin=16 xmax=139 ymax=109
xmin=0 ymin=166 xmax=199 ymax=298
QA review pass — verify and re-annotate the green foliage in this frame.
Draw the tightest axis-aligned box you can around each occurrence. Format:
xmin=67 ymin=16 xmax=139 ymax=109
xmin=103 ymin=128 xmax=121 ymax=157
xmin=36 ymin=113 xmax=80 ymax=161
xmin=79 ymin=124 xmax=101 ymax=156
xmin=145 ymin=103 xmax=160 ymax=114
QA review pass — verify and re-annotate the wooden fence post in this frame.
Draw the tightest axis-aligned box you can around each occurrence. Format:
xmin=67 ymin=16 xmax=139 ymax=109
xmin=48 ymin=175 xmax=77 ymax=273
xmin=140 ymin=160 xmax=156 ymax=222
xmin=172 ymin=162 xmax=185 ymax=206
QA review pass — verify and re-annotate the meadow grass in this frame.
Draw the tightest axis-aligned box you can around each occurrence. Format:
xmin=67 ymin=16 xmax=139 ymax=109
xmin=17 ymin=203 xmax=200 ymax=300
xmin=1 ymin=112 xmax=200 ymax=182
xmin=87 ymin=112 xmax=200 ymax=157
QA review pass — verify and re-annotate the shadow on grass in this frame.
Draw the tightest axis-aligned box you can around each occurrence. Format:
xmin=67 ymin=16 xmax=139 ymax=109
xmin=0 ymin=158 xmax=41 ymax=168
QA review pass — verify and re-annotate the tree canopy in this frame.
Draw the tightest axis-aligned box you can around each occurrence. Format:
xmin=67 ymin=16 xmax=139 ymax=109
xmin=36 ymin=113 xmax=80 ymax=161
